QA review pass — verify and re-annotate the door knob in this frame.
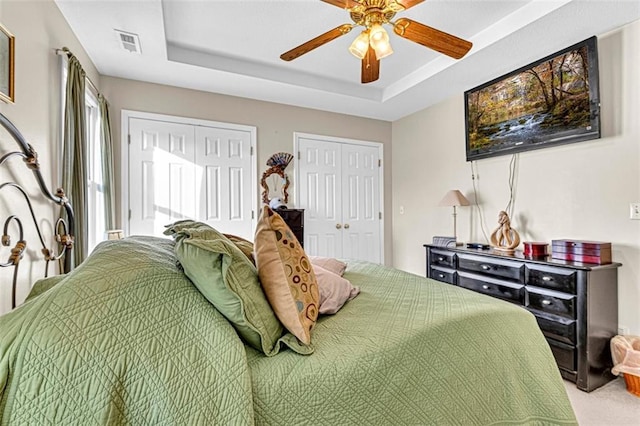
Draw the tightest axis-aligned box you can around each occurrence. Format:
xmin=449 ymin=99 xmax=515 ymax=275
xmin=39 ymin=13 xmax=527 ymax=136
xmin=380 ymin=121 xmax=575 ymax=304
xmin=344 ymin=224 xmax=350 ymax=229
xmin=336 ymin=223 xmax=342 ymax=229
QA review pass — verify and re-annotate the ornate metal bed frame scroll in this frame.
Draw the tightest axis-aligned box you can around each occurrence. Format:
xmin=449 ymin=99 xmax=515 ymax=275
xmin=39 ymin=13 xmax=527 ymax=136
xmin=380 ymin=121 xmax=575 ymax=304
xmin=0 ymin=112 xmax=75 ymax=309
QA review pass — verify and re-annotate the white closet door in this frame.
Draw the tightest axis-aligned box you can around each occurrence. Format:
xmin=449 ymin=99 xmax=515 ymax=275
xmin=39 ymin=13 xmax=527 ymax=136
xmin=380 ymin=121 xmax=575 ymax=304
xmin=129 ymin=118 xmax=195 ymax=236
xmin=297 ymin=135 xmax=382 ymax=262
xmin=195 ymin=126 xmax=253 ymax=240
xmin=298 ymin=137 xmax=343 ymax=258
xmin=341 ymin=144 xmax=381 ymax=263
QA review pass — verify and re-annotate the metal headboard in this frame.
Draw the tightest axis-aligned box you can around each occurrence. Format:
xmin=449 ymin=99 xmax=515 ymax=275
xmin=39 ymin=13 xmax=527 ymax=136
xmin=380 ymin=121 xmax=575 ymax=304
xmin=0 ymin=112 xmax=75 ymax=309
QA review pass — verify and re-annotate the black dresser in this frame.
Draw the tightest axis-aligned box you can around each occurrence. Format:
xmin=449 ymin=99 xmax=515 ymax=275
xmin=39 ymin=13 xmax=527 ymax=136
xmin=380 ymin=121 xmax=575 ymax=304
xmin=277 ymin=209 xmax=304 ymax=248
xmin=424 ymin=244 xmax=620 ymax=392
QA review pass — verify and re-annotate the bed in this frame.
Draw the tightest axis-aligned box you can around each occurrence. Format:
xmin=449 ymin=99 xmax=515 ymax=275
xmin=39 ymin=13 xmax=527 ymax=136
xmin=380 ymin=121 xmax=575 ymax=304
xmin=0 ymin=112 xmax=577 ymax=425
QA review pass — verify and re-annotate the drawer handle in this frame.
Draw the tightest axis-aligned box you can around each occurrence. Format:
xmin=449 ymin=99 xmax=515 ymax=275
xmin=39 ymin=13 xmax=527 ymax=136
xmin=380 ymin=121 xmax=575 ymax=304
xmin=542 ymin=276 xmax=553 ymax=282
xmin=438 ymin=257 xmax=444 ymax=261
xmin=482 ymin=285 xmax=490 ymax=290
xmin=541 ymin=299 xmax=552 ymax=306
xmin=438 ymin=274 xmax=445 ymax=279
xmin=481 ymin=265 xmax=490 ymax=270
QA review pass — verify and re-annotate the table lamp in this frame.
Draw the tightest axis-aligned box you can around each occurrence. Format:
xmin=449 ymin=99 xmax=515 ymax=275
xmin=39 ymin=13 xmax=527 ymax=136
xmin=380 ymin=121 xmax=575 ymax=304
xmin=438 ymin=190 xmax=470 ymax=246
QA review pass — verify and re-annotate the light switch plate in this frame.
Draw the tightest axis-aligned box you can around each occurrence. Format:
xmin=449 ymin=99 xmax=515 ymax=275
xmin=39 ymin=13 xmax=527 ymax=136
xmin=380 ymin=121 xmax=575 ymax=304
xmin=630 ymin=203 xmax=640 ymax=220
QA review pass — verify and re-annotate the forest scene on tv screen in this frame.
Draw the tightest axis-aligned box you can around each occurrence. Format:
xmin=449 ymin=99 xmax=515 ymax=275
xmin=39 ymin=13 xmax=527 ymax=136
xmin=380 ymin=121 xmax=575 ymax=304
xmin=467 ymin=44 xmax=593 ymax=156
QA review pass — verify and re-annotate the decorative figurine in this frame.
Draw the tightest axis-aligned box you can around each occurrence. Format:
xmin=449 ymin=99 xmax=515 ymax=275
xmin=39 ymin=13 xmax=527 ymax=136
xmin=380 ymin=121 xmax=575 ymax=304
xmin=490 ymin=210 xmax=520 ymax=253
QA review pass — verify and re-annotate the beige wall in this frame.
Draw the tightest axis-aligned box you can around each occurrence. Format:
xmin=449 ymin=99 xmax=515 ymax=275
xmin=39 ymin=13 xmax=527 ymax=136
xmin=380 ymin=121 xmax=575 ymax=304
xmin=100 ymin=77 xmax=393 ymax=263
xmin=391 ymin=20 xmax=640 ymax=334
xmin=0 ymin=0 xmax=100 ymax=313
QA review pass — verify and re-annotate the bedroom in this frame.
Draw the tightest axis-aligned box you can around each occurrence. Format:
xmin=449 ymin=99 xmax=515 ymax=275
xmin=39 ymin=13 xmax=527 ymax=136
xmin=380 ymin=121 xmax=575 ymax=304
xmin=0 ymin=0 xmax=638 ymax=423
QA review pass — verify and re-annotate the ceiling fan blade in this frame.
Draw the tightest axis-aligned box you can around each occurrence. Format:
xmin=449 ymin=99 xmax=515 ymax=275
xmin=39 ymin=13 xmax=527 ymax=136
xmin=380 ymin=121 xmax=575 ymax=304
xmin=321 ymin=0 xmax=361 ymax=10
xmin=280 ymin=24 xmax=353 ymax=61
xmin=393 ymin=18 xmax=472 ymax=59
xmin=361 ymin=46 xmax=380 ymax=84
xmin=393 ymin=0 xmax=425 ymax=11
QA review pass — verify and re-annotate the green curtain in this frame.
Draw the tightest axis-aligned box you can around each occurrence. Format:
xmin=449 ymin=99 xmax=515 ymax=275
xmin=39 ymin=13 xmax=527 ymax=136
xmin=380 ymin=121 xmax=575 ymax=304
xmin=99 ymin=94 xmax=116 ymax=230
xmin=61 ymin=54 xmax=87 ymax=267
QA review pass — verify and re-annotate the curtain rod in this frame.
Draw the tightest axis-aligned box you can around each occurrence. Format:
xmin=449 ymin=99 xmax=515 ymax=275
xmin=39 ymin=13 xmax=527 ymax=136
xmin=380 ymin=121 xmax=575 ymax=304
xmin=55 ymin=48 xmax=99 ymax=95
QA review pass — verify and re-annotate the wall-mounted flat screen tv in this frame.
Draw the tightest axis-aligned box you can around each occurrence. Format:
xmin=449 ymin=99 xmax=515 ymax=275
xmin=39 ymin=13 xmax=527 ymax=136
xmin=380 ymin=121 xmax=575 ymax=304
xmin=464 ymin=36 xmax=600 ymax=161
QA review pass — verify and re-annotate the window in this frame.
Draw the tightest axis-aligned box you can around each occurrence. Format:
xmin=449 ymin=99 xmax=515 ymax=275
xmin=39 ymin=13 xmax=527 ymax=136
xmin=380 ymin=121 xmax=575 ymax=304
xmin=85 ymin=93 xmax=105 ymax=252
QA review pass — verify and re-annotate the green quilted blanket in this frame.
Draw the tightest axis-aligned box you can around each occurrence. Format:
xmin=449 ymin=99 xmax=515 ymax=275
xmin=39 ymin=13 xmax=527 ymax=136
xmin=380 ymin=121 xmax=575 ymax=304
xmin=247 ymin=261 xmax=578 ymax=425
xmin=0 ymin=237 xmax=254 ymax=425
xmin=1 ymin=240 xmax=577 ymax=425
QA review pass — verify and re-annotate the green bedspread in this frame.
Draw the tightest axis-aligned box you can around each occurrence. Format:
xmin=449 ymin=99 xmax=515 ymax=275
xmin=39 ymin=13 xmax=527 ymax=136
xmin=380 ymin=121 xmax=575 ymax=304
xmin=247 ymin=261 xmax=577 ymax=425
xmin=0 ymin=237 xmax=254 ymax=425
xmin=1 ymin=238 xmax=576 ymax=425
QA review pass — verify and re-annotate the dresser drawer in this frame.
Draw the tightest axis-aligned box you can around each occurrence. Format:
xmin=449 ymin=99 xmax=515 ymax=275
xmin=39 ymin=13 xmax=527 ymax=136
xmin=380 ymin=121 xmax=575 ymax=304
xmin=547 ymin=338 xmax=576 ymax=372
xmin=458 ymin=272 xmax=524 ymax=304
xmin=457 ymin=254 xmax=524 ymax=282
xmin=527 ymin=287 xmax=576 ymax=320
xmin=430 ymin=249 xmax=455 ymax=268
xmin=526 ymin=265 xmax=577 ymax=294
xmin=430 ymin=266 xmax=456 ymax=284
xmin=531 ymin=311 xmax=576 ymax=345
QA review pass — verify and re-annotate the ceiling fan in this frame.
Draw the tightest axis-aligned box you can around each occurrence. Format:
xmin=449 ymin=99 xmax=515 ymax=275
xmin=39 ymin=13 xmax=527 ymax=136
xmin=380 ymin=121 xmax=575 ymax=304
xmin=280 ymin=0 xmax=473 ymax=84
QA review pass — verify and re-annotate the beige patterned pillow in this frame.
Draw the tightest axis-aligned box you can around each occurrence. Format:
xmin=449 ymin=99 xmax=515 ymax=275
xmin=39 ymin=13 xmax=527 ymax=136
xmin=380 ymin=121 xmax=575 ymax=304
xmin=255 ymin=206 xmax=319 ymax=345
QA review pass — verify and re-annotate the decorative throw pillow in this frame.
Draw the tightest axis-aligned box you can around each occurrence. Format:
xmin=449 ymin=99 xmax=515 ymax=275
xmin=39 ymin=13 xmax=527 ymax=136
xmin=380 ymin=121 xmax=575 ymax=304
xmin=309 ymin=256 xmax=347 ymax=277
xmin=165 ymin=221 xmax=311 ymax=356
xmin=254 ymin=206 xmax=319 ymax=345
xmin=166 ymin=221 xmax=256 ymax=265
xmin=314 ymin=265 xmax=360 ymax=315
xmin=224 ymin=233 xmax=255 ymax=265
xmin=163 ymin=219 xmax=203 ymax=235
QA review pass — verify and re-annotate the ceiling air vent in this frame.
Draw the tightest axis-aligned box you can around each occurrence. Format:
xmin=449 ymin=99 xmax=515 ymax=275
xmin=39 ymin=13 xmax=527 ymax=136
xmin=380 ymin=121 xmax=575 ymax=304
xmin=115 ymin=29 xmax=141 ymax=54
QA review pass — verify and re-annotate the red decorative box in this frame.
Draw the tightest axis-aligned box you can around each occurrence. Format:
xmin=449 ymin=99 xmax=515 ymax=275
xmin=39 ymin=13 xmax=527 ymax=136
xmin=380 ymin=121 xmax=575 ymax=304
xmin=551 ymin=239 xmax=612 ymax=264
xmin=523 ymin=242 xmax=548 ymax=258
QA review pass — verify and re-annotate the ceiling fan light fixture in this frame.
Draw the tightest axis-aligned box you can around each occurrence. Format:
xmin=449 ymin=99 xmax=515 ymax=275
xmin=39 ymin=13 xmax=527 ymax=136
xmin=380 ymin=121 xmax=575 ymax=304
xmin=369 ymin=24 xmax=388 ymax=44
xmin=373 ymin=41 xmax=393 ymax=60
xmin=349 ymin=30 xmax=370 ymax=59
xmin=280 ymin=1 xmax=472 ymax=83
xmin=369 ymin=24 xmax=393 ymax=59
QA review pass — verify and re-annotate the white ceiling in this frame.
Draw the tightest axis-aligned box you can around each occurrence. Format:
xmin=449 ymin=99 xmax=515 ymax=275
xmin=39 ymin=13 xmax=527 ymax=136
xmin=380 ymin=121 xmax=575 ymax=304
xmin=55 ymin=0 xmax=640 ymax=121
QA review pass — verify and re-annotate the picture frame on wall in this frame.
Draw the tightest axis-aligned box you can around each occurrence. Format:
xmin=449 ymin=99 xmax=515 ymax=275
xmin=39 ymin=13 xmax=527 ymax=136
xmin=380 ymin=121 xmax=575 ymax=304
xmin=0 ymin=23 xmax=15 ymax=104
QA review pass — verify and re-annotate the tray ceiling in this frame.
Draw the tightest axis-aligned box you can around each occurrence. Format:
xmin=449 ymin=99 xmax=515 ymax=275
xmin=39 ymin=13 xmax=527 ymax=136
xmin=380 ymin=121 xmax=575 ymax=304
xmin=55 ymin=0 xmax=640 ymax=121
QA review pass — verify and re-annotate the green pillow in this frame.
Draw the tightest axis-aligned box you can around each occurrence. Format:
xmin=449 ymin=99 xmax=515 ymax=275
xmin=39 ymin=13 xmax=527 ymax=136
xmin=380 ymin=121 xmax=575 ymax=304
xmin=164 ymin=219 xmax=206 ymax=236
xmin=165 ymin=222 xmax=312 ymax=356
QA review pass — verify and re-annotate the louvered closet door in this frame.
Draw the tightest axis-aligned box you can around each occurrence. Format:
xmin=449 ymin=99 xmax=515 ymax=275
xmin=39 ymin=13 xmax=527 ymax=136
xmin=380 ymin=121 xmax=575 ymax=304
xmin=195 ymin=126 xmax=253 ymax=239
xmin=129 ymin=118 xmax=195 ymax=236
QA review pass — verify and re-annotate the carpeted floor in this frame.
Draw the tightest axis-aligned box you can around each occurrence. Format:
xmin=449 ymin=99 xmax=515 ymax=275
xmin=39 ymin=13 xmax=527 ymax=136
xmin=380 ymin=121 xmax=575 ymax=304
xmin=564 ymin=377 xmax=640 ymax=425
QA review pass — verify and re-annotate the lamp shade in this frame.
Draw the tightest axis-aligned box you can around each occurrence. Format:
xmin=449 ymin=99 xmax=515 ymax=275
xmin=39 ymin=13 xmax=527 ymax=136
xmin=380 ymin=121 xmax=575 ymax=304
xmin=349 ymin=30 xmax=370 ymax=59
xmin=438 ymin=190 xmax=470 ymax=207
xmin=369 ymin=24 xmax=393 ymax=59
